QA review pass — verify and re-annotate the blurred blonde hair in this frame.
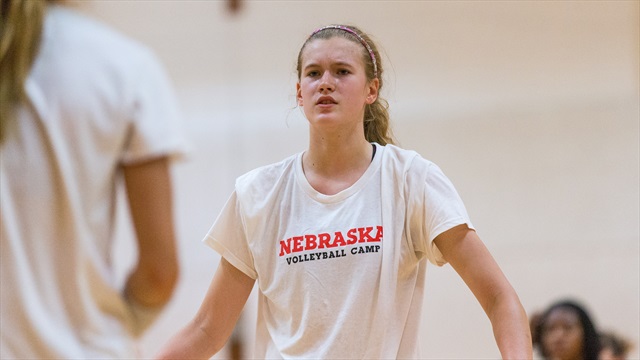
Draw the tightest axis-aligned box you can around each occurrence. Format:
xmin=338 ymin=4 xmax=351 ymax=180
xmin=0 ymin=0 xmax=47 ymax=142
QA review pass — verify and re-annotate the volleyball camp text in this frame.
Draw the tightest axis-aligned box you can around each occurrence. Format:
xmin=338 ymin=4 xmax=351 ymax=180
xmin=279 ymin=226 xmax=383 ymax=265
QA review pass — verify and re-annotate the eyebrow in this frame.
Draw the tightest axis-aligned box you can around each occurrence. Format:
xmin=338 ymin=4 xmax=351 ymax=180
xmin=303 ymin=61 xmax=356 ymax=71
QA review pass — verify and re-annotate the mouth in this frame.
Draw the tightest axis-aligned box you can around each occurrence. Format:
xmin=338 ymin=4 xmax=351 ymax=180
xmin=548 ymin=342 xmax=568 ymax=355
xmin=316 ymin=96 xmax=337 ymax=105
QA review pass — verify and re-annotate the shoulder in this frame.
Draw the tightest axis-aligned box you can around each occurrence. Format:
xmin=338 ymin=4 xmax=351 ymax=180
xmin=235 ymin=153 xmax=299 ymax=195
xmin=37 ymin=6 xmax=173 ymax=115
xmin=380 ymin=144 xmax=435 ymax=178
xmin=46 ymin=6 xmax=159 ymax=69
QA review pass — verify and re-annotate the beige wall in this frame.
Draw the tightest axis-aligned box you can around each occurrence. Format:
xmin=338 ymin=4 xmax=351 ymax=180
xmin=84 ymin=1 xmax=639 ymax=358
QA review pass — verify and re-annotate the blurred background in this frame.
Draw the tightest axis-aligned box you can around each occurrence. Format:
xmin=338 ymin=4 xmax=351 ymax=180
xmin=76 ymin=0 xmax=639 ymax=358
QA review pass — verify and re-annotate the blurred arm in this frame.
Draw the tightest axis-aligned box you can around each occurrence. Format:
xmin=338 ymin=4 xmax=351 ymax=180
xmin=123 ymin=157 xmax=179 ymax=310
xmin=155 ymin=258 xmax=256 ymax=359
xmin=434 ymin=224 xmax=533 ymax=359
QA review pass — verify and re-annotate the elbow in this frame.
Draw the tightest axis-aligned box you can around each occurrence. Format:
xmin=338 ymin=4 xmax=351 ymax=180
xmin=486 ymin=287 xmax=524 ymax=320
xmin=130 ymin=258 xmax=180 ymax=307
xmin=182 ymin=314 xmax=227 ymax=358
xmin=148 ymin=261 xmax=180 ymax=304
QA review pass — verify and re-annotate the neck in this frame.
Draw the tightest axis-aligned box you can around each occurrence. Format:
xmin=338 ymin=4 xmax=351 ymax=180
xmin=301 ymin=134 xmax=374 ymax=195
xmin=304 ymin=134 xmax=372 ymax=173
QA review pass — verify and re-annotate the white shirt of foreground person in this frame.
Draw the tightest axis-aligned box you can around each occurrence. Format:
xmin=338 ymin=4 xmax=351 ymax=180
xmin=206 ymin=143 xmax=473 ymax=358
xmin=0 ymin=5 xmax=187 ymax=359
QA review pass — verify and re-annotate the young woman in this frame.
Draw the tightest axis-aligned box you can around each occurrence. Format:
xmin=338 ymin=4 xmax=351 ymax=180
xmin=533 ymin=299 xmax=601 ymax=360
xmin=156 ymin=24 xmax=532 ymax=359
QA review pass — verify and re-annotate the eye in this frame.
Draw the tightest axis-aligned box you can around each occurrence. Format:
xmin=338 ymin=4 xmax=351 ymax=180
xmin=337 ymin=69 xmax=351 ymax=75
xmin=306 ymin=70 xmax=320 ymax=77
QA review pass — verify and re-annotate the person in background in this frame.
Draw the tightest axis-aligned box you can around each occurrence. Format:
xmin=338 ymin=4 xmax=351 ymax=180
xmin=532 ymin=299 xmax=601 ymax=360
xmin=1 ymin=0 xmax=187 ymax=357
xmin=155 ymin=24 xmax=532 ymax=359
xmin=599 ymin=331 xmax=634 ymax=360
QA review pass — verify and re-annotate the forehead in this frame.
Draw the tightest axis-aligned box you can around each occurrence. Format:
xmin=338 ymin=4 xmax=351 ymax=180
xmin=545 ymin=308 xmax=581 ymax=325
xmin=300 ymin=37 xmax=365 ymax=67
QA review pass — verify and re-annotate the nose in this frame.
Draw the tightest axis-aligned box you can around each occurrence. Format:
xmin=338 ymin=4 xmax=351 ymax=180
xmin=319 ymin=72 xmax=335 ymax=93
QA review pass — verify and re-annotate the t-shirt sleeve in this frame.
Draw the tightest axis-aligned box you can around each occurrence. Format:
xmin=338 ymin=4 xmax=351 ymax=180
xmin=408 ymin=161 xmax=474 ymax=266
xmin=120 ymin=49 xmax=188 ymax=164
xmin=203 ymin=191 xmax=258 ymax=279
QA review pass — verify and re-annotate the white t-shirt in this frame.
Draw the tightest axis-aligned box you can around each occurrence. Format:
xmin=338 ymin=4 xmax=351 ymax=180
xmin=0 ymin=5 xmax=187 ymax=359
xmin=205 ymin=143 xmax=474 ymax=359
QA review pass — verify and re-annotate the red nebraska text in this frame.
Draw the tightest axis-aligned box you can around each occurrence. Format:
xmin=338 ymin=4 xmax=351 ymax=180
xmin=279 ymin=226 xmax=383 ymax=257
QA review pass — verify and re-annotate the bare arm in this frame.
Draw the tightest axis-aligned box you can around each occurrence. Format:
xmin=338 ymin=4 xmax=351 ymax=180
xmin=434 ymin=224 xmax=533 ymax=359
xmin=155 ymin=258 xmax=256 ymax=359
xmin=123 ymin=157 xmax=179 ymax=309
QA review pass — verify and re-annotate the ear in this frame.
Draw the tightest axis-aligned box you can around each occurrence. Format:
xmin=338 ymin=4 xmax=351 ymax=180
xmin=365 ymin=78 xmax=379 ymax=105
xmin=296 ymin=83 xmax=303 ymax=107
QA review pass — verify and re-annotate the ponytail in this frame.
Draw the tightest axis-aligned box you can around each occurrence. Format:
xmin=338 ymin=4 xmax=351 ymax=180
xmin=364 ymin=91 xmax=394 ymax=146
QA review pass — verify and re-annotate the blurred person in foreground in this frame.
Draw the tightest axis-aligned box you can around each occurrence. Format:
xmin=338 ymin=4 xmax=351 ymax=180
xmin=532 ymin=299 xmax=601 ymax=360
xmin=0 ymin=0 xmax=187 ymax=357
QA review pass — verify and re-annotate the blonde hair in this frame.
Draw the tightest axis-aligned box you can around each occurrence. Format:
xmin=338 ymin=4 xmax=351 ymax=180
xmin=296 ymin=25 xmax=396 ymax=146
xmin=0 ymin=0 xmax=47 ymax=142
